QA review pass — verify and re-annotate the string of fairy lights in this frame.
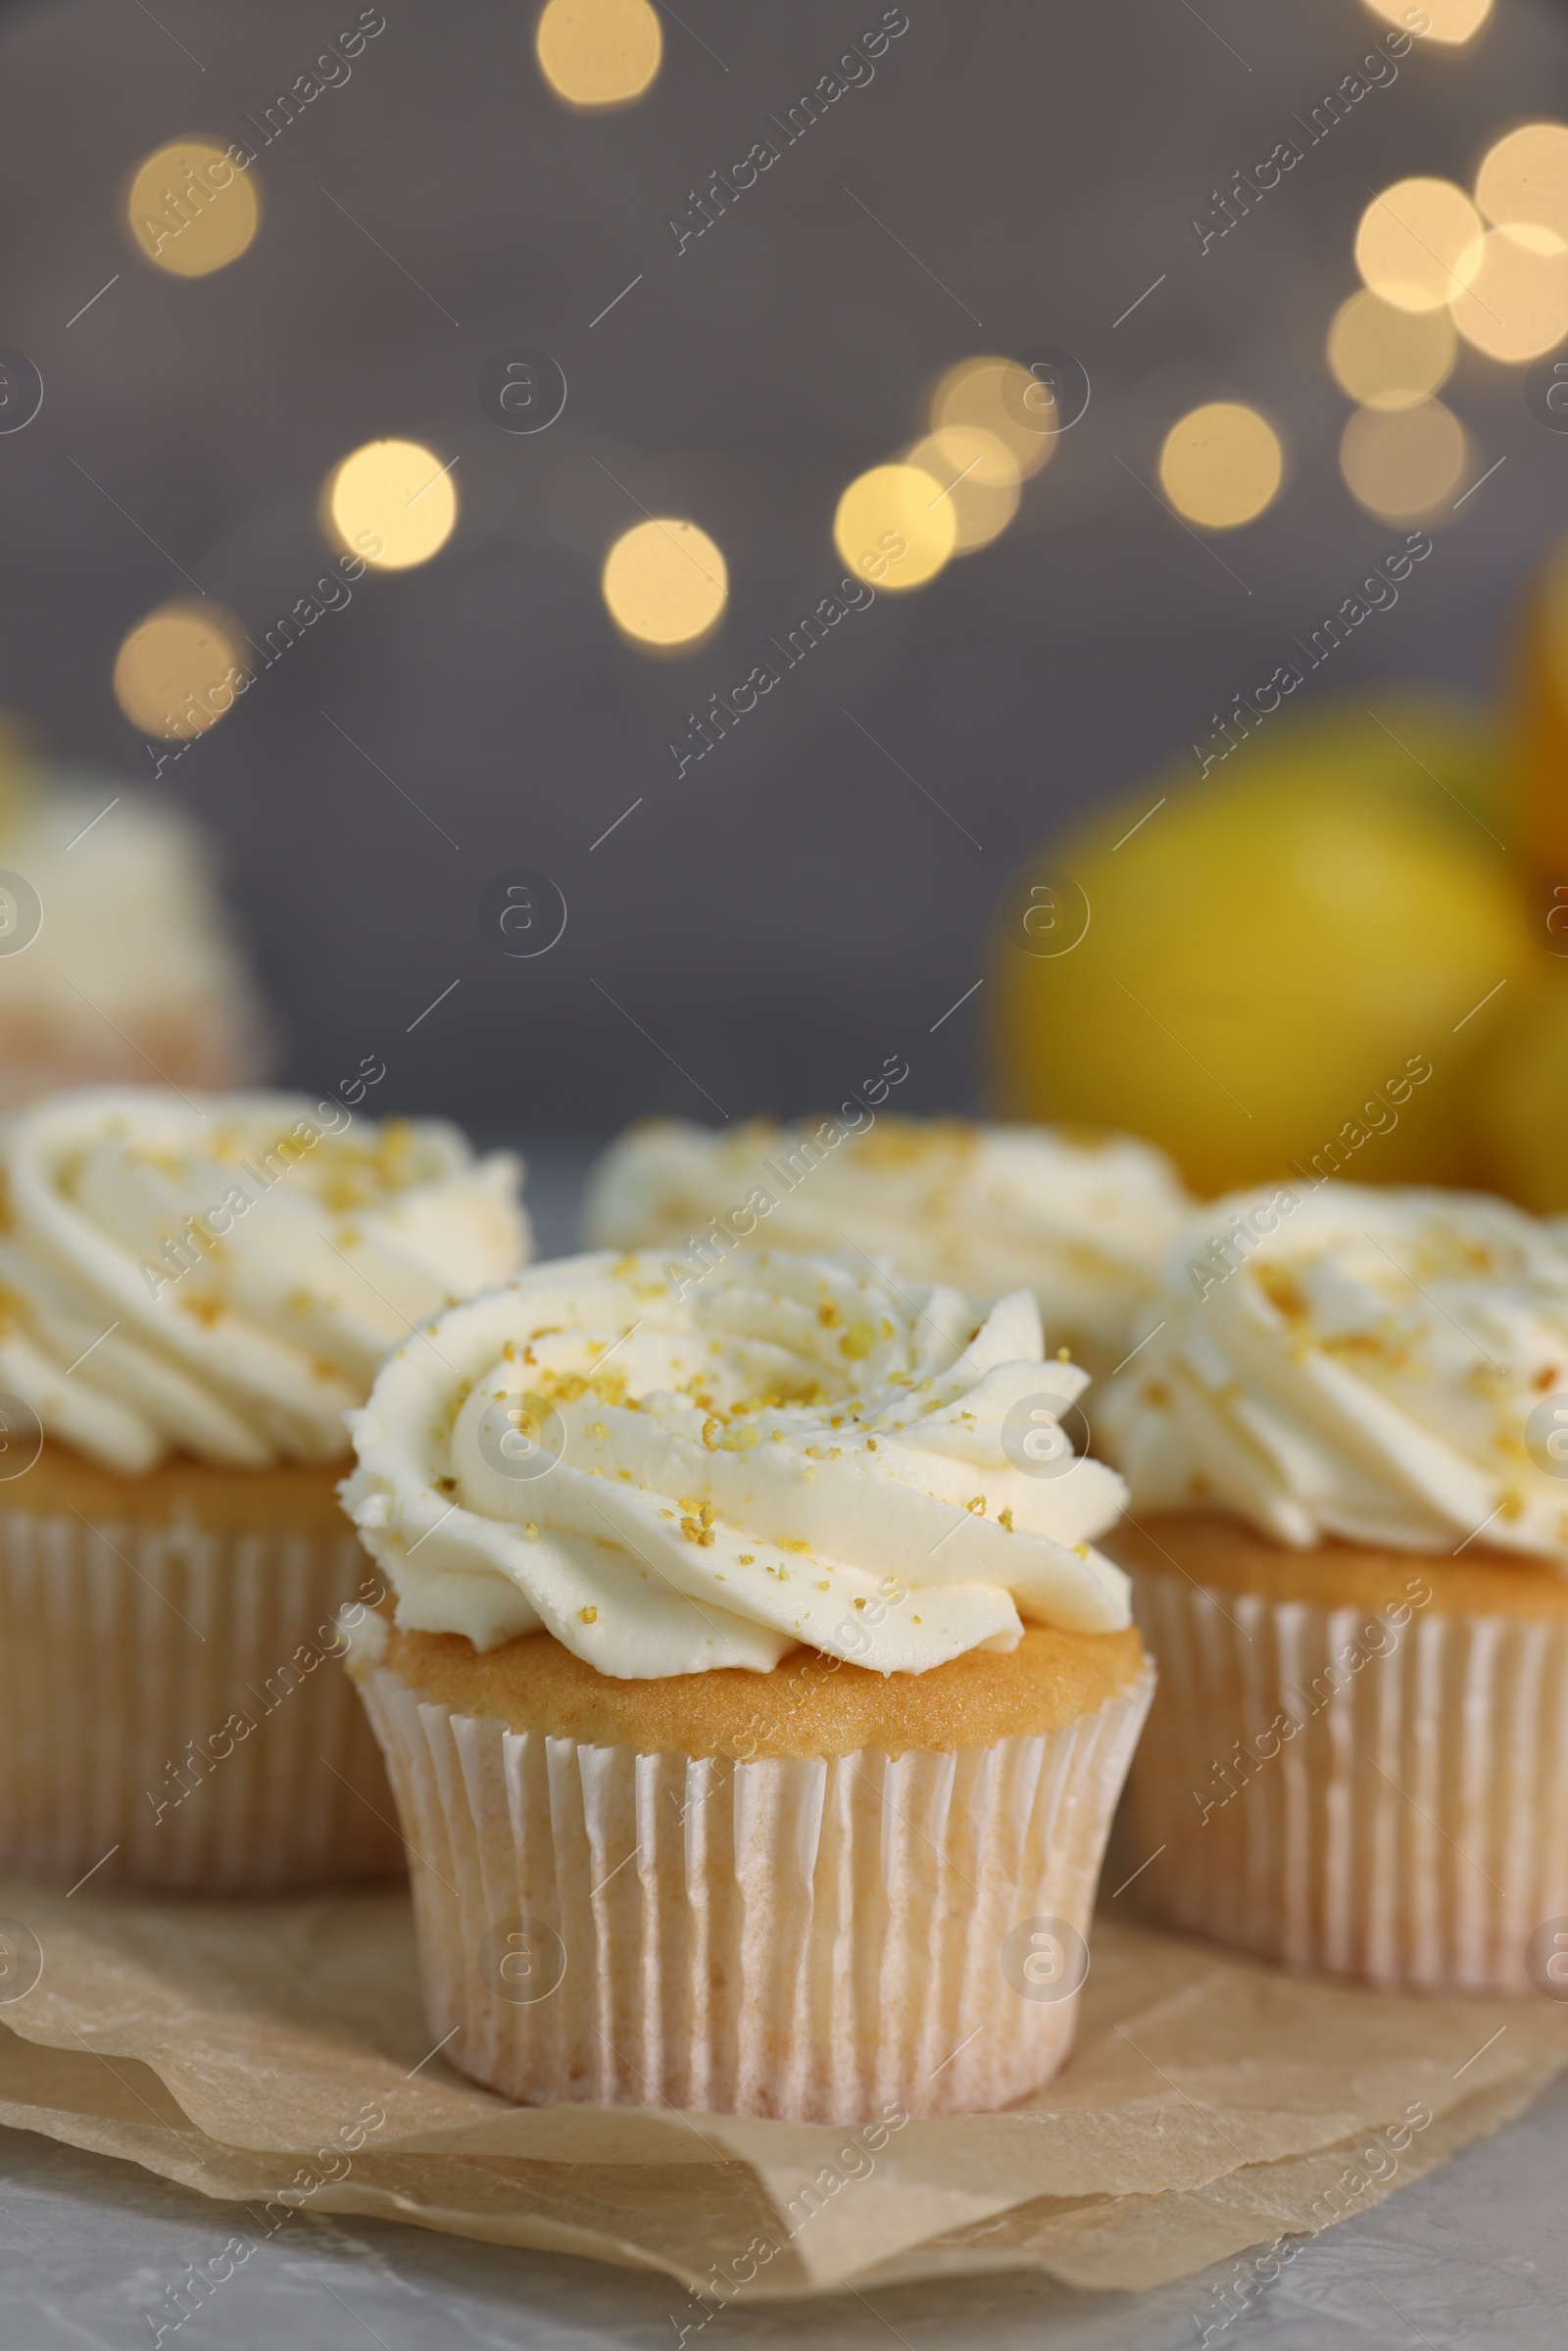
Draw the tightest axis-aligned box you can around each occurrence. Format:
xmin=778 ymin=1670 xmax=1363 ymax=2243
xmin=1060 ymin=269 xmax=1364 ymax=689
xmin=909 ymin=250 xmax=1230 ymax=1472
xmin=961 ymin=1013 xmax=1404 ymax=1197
xmin=106 ymin=0 xmax=1565 ymax=744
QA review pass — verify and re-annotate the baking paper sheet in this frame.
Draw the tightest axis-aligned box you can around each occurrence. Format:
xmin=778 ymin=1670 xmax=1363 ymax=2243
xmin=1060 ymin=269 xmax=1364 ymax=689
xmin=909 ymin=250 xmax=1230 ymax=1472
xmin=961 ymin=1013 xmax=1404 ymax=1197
xmin=0 ymin=1874 xmax=1562 ymax=2299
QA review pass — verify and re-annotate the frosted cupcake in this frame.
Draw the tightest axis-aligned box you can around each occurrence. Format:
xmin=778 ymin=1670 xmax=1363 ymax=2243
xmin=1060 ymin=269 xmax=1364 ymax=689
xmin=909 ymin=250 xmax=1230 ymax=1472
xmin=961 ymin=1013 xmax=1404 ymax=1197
xmin=340 ymin=1248 xmax=1152 ymax=2123
xmin=1103 ymin=1181 xmax=1568 ymax=1993
xmin=584 ymin=1113 xmax=1190 ymax=1385
xmin=0 ymin=1087 xmax=528 ymax=1889
xmin=0 ymin=758 xmax=271 ymax=1104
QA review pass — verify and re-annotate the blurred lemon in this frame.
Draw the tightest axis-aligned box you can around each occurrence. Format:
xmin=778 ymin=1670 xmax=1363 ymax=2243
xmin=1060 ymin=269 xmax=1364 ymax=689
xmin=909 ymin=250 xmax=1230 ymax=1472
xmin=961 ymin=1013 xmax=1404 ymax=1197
xmin=1470 ymin=982 xmax=1568 ymax=1211
xmin=1485 ymin=531 xmax=1568 ymax=1213
xmin=1509 ymin=533 xmax=1568 ymax=878
xmin=989 ymin=698 xmax=1525 ymax=1196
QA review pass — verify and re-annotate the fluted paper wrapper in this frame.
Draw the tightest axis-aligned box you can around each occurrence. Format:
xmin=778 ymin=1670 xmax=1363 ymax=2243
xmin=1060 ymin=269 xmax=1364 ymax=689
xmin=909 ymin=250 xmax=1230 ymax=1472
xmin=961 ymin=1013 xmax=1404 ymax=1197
xmin=0 ymin=1502 xmax=402 ymax=1890
xmin=1123 ymin=1564 xmax=1568 ymax=1992
xmin=1 ymin=1873 xmax=1567 ymax=2303
xmin=356 ymin=1664 xmax=1153 ymax=2123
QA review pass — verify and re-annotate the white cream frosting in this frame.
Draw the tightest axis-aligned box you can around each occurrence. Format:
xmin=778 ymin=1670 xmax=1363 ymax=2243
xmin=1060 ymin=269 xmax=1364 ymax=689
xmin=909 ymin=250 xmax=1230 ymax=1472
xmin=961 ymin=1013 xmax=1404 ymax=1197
xmin=0 ymin=1089 xmax=529 ymax=1473
xmin=1105 ymin=1181 xmax=1568 ymax=1563
xmin=0 ymin=770 xmax=271 ymax=1099
xmin=340 ymin=1247 xmax=1132 ymax=1679
xmin=584 ymin=1115 xmax=1190 ymax=1379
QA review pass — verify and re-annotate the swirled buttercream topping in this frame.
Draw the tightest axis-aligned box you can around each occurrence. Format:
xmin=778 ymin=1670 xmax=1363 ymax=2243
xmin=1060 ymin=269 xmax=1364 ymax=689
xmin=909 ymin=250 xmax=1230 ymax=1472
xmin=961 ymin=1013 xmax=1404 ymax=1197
xmin=584 ymin=1115 xmax=1190 ymax=1380
xmin=340 ymin=1247 xmax=1131 ymax=1679
xmin=1105 ymin=1182 xmax=1568 ymax=1563
xmin=0 ymin=1089 xmax=528 ymax=1473
xmin=0 ymin=768 xmax=272 ymax=1102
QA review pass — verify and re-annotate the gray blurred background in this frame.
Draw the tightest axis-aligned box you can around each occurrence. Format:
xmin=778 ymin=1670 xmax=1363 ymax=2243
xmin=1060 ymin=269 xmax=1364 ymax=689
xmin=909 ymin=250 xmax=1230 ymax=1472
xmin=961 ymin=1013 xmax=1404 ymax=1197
xmin=0 ymin=0 xmax=1563 ymax=1139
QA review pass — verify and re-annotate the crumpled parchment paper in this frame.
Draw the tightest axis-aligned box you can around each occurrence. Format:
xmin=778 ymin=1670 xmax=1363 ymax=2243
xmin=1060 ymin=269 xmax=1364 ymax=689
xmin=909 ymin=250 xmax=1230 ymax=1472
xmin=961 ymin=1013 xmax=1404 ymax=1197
xmin=0 ymin=1875 xmax=1561 ymax=2299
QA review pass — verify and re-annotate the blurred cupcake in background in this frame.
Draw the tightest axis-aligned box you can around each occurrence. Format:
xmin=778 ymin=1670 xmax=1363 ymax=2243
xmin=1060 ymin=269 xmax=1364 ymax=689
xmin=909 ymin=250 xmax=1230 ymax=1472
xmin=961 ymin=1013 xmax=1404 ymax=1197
xmin=585 ymin=1112 xmax=1191 ymax=1386
xmin=1102 ymin=1181 xmax=1568 ymax=1994
xmin=0 ymin=1086 xmax=529 ymax=1890
xmin=341 ymin=1247 xmax=1152 ymax=2123
xmin=0 ymin=718 xmax=270 ymax=1104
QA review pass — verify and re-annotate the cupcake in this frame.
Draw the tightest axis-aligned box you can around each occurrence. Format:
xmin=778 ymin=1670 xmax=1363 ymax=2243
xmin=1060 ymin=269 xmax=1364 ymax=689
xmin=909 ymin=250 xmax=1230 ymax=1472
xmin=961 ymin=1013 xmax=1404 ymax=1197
xmin=0 ymin=1086 xmax=528 ymax=1890
xmin=1102 ymin=1181 xmax=1568 ymax=1993
xmin=340 ymin=1246 xmax=1152 ymax=2123
xmin=0 ymin=751 xmax=271 ymax=1104
xmin=584 ymin=1112 xmax=1190 ymax=1385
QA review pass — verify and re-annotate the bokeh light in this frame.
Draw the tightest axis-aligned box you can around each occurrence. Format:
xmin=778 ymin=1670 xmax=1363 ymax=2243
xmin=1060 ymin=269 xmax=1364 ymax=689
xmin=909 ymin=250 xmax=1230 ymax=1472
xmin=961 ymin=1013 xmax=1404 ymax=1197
xmin=1157 ymin=403 xmax=1283 ymax=529
xmin=1327 ymin=289 xmax=1456 ymax=410
xmin=126 ymin=140 xmax=260 ymax=277
xmin=536 ymin=0 xmax=662 ymax=108
xmin=1476 ymin=122 xmax=1568 ymax=244
xmin=1449 ymin=224 xmax=1568 ymax=362
xmin=1340 ymin=400 xmax=1467 ymax=519
xmin=1362 ymin=0 xmax=1494 ymax=42
xmin=903 ymin=426 xmax=1021 ymax=554
xmin=322 ymin=439 xmax=458 ymax=571
xmin=833 ymin=463 xmax=958 ymax=592
xmin=601 ymin=518 xmax=728 ymax=649
xmin=929 ymin=356 xmax=1055 ymax=479
xmin=113 ymin=601 xmax=249 ymax=739
xmin=1355 ymin=178 xmax=1482 ymax=313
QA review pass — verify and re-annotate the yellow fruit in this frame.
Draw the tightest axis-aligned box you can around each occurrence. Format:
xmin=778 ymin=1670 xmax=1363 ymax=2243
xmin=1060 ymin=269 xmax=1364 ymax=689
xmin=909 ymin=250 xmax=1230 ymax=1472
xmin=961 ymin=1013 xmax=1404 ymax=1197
xmin=989 ymin=696 xmax=1527 ymax=1197
xmin=1509 ymin=532 xmax=1568 ymax=878
xmin=1474 ymin=533 xmax=1568 ymax=1212
xmin=1470 ymin=980 xmax=1568 ymax=1211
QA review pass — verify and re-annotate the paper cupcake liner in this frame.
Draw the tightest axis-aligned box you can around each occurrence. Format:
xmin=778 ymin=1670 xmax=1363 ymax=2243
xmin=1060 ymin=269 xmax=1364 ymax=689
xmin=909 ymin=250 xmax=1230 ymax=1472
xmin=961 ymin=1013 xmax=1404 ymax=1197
xmin=0 ymin=1502 xmax=404 ymax=1890
xmin=356 ymin=1661 xmax=1153 ymax=2124
xmin=1122 ymin=1564 xmax=1568 ymax=1993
